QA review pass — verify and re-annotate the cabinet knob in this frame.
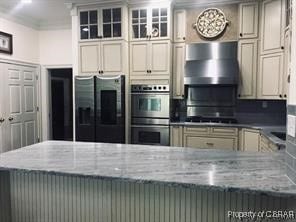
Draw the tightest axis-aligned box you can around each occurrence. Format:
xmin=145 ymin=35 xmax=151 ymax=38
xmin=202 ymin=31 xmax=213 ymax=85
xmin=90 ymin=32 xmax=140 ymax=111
xmin=284 ymin=94 xmax=287 ymax=98
xmin=183 ymin=37 xmax=186 ymax=40
xmin=8 ymin=117 xmax=13 ymax=121
xmin=0 ymin=118 xmax=5 ymax=123
xmin=239 ymin=33 xmax=243 ymax=37
xmin=238 ymin=94 xmax=241 ymax=97
xmin=279 ymin=94 xmax=282 ymax=98
xmin=101 ymin=70 xmax=104 ymax=74
xmin=149 ymin=70 xmax=152 ymax=73
xmin=147 ymin=70 xmax=149 ymax=73
xmin=281 ymin=46 xmax=284 ymax=50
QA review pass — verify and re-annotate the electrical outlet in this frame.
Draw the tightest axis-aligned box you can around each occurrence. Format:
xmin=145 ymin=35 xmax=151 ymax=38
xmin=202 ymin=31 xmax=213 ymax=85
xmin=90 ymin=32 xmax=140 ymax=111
xmin=262 ymin=101 xmax=268 ymax=108
xmin=287 ymin=115 xmax=296 ymax=138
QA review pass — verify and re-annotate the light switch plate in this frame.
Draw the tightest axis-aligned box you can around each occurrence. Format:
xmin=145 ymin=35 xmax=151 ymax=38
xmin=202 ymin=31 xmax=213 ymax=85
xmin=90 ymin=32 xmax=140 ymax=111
xmin=287 ymin=115 xmax=296 ymax=137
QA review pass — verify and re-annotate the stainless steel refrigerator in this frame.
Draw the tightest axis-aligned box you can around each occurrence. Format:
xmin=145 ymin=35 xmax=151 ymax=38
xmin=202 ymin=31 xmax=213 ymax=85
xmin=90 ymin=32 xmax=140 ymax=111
xmin=75 ymin=75 xmax=125 ymax=143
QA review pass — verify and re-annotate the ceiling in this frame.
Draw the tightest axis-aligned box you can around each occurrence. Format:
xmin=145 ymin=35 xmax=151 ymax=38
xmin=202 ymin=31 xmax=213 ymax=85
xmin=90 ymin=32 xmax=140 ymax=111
xmin=0 ymin=0 xmax=244 ymax=30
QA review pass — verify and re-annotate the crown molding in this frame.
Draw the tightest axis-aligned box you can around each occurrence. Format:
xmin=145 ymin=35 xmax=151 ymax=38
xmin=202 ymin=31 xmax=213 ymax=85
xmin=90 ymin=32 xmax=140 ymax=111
xmin=173 ymin=0 xmax=246 ymax=8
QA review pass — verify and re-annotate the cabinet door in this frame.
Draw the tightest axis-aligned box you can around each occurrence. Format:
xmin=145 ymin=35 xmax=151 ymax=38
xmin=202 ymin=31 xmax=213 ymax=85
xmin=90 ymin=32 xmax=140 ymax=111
xmin=100 ymin=41 xmax=125 ymax=75
xmin=240 ymin=129 xmax=260 ymax=152
xmin=150 ymin=7 xmax=169 ymax=40
xmin=173 ymin=10 xmax=186 ymax=42
xmin=150 ymin=40 xmax=171 ymax=75
xmin=184 ymin=135 xmax=236 ymax=150
xmin=172 ymin=43 xmax=185 ymax=98
xmin=170 ymin=126 xmax=183 ymax=147
xmin=261 ymin=0 xmax=285 ymax=54
xmin=79 ymin=42 xmax=100 ymax=74
xmin=130 ymin=8 xmax=148 ymax=41
xmin=239 ymin=2 xmax=259 ymax=38
xmin=79 ymin=10 xmax=99 ymax=40
xmin=101 ymin=7 xmax=122 ymax=39
xmin=258 ymin=53 xmax=284 ymax=99
xmin=283 ymin=29 xmax=291 ymax=100
xmin=130 ymin=41 xmax=149 ymax=76
xmin=238 ymin=39 xmax=258 ymax=99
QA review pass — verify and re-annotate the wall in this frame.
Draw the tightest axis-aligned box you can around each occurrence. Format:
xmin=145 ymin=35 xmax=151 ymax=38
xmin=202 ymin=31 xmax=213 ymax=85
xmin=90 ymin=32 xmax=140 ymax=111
xmin=39 ymin=29 xmax=72 ymax=66
xmin=186 ymin=4 xmax=238 ymax=43
xmin=0 ymin=17 xmax=39 ymax=64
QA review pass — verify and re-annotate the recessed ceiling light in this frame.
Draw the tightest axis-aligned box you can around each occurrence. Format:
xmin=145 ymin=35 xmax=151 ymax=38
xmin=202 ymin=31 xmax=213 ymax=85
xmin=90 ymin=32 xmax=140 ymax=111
xmin=21 ymin=0 xmax=32 ymax=4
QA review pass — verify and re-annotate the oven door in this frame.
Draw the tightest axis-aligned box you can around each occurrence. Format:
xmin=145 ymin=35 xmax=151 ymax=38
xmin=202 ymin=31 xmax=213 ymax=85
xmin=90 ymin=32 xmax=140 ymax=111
xmin=131 ymin=93 xmax=169 ymax=118
xmin=131 ymin=125 xmax=169 ymax=146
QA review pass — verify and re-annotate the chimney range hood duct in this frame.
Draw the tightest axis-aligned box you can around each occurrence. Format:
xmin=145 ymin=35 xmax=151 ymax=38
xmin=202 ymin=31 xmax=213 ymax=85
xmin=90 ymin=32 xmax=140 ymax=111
xmin=184 ymin=41 xmax=239 ymax=85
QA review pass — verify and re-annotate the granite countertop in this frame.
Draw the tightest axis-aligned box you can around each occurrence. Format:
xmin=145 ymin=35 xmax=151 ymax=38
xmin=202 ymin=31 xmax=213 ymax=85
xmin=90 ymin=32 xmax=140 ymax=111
xmin=170 ymin=121 xmax=286 ymax=148
xmin=0 ymin=141 xmax=295 ymax=198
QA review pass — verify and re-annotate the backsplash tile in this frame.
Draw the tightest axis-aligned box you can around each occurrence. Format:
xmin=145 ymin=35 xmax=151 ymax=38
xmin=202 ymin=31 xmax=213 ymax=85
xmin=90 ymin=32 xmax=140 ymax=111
xmin=286 ymin=105 xmax=296 ymax=183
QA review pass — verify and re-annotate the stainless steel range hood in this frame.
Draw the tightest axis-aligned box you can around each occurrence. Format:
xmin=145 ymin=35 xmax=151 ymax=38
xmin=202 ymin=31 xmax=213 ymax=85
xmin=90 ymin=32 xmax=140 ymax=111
xmin=184 ymin=41 xmax=239 ymax=85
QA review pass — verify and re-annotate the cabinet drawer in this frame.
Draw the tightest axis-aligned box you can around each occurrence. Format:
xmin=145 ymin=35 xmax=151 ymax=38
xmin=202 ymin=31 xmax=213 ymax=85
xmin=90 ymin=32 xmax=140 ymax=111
xmin=211 ymin=127 xmax=238 ymax=136
xmin=184 ymin=127 xmax=209 ymax=135
xmin=184 ymin=136 xmax=237 ymax=150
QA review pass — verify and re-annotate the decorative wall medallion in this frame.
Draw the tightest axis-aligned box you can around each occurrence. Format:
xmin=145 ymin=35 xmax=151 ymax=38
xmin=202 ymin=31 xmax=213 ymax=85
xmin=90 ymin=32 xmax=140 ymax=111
xmin=193 ymin=8 xmax=229 ymax=39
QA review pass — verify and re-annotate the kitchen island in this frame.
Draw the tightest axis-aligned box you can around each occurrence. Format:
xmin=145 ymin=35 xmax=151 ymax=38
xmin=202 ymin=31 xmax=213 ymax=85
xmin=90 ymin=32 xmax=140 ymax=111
xmin=0 ymin=141 xmax=296 ymax=222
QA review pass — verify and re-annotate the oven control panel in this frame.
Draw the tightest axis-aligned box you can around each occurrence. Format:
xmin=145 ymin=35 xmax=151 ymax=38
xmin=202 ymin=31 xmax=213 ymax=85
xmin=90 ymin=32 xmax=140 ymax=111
xmin=131 ymin=84 xmax=170 ymax=92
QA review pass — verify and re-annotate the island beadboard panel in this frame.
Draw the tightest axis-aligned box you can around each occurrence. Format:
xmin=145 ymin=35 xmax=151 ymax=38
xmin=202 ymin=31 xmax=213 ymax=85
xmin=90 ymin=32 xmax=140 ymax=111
xmin=0 ymin=171 xmax=295 ymax=222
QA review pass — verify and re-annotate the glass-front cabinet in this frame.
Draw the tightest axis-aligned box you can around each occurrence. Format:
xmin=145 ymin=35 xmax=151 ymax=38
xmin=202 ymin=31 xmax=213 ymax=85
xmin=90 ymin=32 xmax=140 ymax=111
xmin=79 ymin=6 xmax=126 ymax=41
xmin=130 ymin=5 xmax=171 ymax=41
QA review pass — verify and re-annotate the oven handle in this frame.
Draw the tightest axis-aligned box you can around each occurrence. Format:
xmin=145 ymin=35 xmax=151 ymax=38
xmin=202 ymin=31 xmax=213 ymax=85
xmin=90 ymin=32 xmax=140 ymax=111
xmin=131 ymin=92 xmax=169 ymax=95
xmin=131 ymin=125 xmax=169 ymax=128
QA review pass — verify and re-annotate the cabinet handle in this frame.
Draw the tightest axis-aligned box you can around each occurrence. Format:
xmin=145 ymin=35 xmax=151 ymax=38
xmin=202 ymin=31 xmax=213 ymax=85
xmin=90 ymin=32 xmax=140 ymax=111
xmin=0 ymin=118 xmax=5 ymax=123
xmin=206 ymin=142 xmax=214 ymax=146
xmin=288 ymin=74 xmax=291 ymax=83
xmin=239 ymin=33 xmax=243 ymax=37
xmin=8 ymin=117 xmax=13 ymax=121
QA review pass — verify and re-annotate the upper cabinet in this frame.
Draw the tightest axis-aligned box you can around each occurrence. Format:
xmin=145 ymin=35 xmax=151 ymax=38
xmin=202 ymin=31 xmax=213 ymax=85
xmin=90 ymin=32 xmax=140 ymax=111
xmin=239 ymin=2 xmax=259 ymax=39
xmin=172 ymin=43 xmax=185 ymax=98
xmin=260 ymin=0 xmax=285 ymax=54
xmin=173 ymin=10 xmax=186 ymax=42
xmin=130 ymin=40 xmax=171 ymax=79
xmin=129 ymin=4 xmax=171 ymax=41
xmin=79 ymin=6 xmax=128 ymax=41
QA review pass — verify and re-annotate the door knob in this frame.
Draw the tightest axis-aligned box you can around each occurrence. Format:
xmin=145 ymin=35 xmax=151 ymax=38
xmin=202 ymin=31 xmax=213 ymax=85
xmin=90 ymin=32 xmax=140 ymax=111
xmin=8 ymin=117 xmax=14 ymax=121
xmin=0 ymin=118 xmax=4 ymax=123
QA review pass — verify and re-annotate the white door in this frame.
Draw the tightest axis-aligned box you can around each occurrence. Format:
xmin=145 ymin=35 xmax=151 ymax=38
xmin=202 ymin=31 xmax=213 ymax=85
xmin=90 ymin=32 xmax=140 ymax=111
xmin=258 ymin=53 xmax=284 ymax=99
xmin=173 ymin=9 xmax=186 ymax=42
xmin=261 ymin=0 xmax=285 ymax=54
xmin=79 ymin=42 xmax=100 ymax=74
xmin=100 ymin=41 xmax=125 ymax=75
xmin=172 ymin=43 xmax=185 ymax=98
xmin=0 ymin=64 xmax=5 ymax=153
xmin=238 ymin=39 xmax=258 ymax=99
xmin=150 ymin=40 xmax=171 ymax=76
xmin=130 ymin=41 xmax=149 ymax=76
xmin=2 ymin=63 xmax=38 ymax=152
xmin=239 ymin=2 xmax=259 ymax=39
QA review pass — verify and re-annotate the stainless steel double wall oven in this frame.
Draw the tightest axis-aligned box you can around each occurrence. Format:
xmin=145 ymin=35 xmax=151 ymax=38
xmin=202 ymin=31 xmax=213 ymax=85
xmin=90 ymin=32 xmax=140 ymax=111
xmin=131 ymin=85 xmax=170 ymax=146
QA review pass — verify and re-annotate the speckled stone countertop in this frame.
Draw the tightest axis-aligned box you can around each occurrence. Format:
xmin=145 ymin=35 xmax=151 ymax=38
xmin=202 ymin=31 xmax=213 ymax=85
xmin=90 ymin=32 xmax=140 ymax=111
xmin=170 ymin=122 xmax=286 ymax=148
xmin=0 ymin=141 xmax=295 ymax=198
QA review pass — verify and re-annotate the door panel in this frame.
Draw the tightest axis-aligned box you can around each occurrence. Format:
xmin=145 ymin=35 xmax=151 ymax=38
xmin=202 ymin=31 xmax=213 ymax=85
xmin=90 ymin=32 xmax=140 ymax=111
xmin=2 ymin=63 xmax=38 ymax=152
xmin=150 ymin=41 xmax=170 ymax=75
xmin=101 ymin=41 xmax=123 ymax=74
xmin=130 ymin=42 xmax=149 ymax=75
xmin=79 ymin=43 xmax=100 ymax=74
xmin=239 ymin=2 xmax=258 ymax=38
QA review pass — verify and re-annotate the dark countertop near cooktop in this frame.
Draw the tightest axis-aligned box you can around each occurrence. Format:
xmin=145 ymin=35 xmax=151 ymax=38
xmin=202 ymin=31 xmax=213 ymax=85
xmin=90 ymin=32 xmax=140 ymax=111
xmin=170 ymin=121 xmax=286 ymax=149
xmin=0 ymin=141 xmax=295 ymax=198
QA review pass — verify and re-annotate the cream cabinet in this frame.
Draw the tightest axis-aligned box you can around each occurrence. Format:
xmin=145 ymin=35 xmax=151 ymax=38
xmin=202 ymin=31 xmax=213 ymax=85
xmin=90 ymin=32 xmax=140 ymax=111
xmin=283 ymin=28 xmax=291 ymax=100
xmin=79 ymin=40 xmax=128 ymax=75
xmin=173 ymin=10 xmax=186 ymax=42
xmin=239 ymin=2 xmax=259 ymax=39
xmin=238 ymin=39 xmax=258 ymax=99
xmin=183 ymin=127 xmax=238 ymax=150
xmin=257 ymin=52 xmax=284 ymax=99
xmin=170 ymin=126 xmax=183 ymax=147
xmin=239 ymin=128 xmax=260 ymax=152
xmin=129 ymin=5 xmax=171 ymax=41
xmin=172 ymin=43 xmax=185 ymax=98
xmin=260 ymin=0 xmax=285 ymax=55
xmin=130 ymin=40 xmax=171 ymax=79
xmin=260 ymin=134 xmax=279 ymax=152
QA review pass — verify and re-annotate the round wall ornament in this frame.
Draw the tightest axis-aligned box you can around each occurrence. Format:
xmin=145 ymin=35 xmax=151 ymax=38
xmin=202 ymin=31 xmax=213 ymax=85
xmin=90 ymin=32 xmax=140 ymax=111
xmin=193 ymin=8 xmax=229 ymax=38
